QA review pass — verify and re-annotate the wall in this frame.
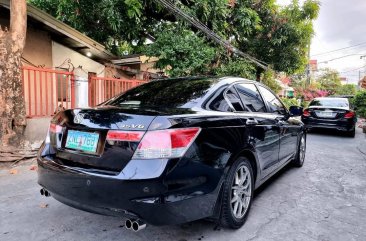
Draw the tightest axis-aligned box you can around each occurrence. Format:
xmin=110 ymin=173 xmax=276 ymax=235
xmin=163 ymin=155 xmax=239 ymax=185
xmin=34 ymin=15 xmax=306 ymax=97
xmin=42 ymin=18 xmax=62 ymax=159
xmin=52 ymin=42 xmax=104 ymax=78
xmin=22 ymin=27 xmax=53 ymax=67
xmin=24 ymin=117 xmax=52 ymax=143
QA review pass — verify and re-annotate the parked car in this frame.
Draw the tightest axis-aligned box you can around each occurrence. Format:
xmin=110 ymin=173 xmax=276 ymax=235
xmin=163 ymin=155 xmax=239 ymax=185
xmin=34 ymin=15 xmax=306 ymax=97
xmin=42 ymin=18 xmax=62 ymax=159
xmin=37 ymin=77 xmax=306 ymax=230
xmin=301 ymin=97 xmax=357 ymax=137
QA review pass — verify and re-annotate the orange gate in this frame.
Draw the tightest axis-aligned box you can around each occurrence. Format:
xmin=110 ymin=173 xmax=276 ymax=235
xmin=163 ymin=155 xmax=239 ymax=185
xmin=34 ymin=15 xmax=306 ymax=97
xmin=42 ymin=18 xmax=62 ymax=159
xmin=88 ymin=76 xmax=147 ymax=107
xmin=22 ymin=66 xmax=75 ymax=118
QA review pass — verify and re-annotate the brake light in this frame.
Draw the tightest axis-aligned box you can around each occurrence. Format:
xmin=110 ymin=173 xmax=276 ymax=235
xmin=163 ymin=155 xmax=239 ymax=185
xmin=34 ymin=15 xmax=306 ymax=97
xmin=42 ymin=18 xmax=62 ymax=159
xmin=106 ymin=130 xmax=144 ymax=142
xmin=49 ymin=123 xmax=62 ymax=133
xmin=302 ymin=109 xmax=310 ymax=117
xmin=344 ymin=111 xmax=355 ymax=119
xmin=132 ymin=127 xmax=201 ymax=159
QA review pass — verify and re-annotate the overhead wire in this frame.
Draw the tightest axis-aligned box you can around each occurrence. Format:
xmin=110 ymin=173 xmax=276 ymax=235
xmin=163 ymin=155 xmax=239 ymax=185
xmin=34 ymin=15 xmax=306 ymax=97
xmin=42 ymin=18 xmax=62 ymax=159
xmin=312 ymin=41 xmax=366 ymax=57
xmin=153 ymin=0 xmax=268 ymax=69
xmin=339 ymin=65 xmax=366 ymax=74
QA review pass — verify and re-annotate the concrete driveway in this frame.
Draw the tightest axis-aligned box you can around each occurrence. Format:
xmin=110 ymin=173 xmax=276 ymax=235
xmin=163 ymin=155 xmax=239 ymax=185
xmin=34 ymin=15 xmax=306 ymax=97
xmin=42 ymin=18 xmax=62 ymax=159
xmin=1 ymin=128 xmax=366 ymax=241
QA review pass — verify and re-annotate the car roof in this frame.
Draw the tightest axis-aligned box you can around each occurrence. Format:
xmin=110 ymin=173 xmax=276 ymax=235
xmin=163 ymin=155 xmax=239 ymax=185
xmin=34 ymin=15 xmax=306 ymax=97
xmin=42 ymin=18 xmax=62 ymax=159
xmin=313 ymin=97 xmax=348 ymax=101
xmin=151 ymin=76 xmax=256 ymax=85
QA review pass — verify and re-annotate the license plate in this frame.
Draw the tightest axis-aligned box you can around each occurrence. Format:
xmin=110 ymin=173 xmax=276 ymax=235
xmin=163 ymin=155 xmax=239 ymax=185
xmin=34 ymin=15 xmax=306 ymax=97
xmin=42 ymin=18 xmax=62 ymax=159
xmin=65 ymin=130 xmax=99 ymax=153
xmin=318 ymin=112 xmax=333 ymax=117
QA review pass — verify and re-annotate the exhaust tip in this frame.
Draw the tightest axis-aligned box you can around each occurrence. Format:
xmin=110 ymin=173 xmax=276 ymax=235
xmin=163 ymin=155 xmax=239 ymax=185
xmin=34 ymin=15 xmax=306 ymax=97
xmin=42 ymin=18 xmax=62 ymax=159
xmin=40 ymin=188 xmax=51 ymax=197
xmin=125 ymin=219 xmax=133 ymax=229
xmin=132 ymin=220 xmax=146 ymax=232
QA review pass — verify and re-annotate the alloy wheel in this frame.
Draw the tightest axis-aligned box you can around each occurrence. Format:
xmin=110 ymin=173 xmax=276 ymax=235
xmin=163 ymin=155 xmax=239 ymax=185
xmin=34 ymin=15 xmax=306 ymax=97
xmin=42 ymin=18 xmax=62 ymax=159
xmin=230 ymin=165 xmax=252 ymax=219
xmin=299 ymin=136 xmax=306 ymax=164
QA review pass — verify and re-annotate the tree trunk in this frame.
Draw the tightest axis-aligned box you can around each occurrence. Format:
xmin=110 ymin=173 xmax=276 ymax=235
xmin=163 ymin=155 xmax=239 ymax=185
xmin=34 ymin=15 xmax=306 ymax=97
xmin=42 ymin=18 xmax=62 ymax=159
xmin=0 ymin=1 xmax=27 ymax=147
xmin=255 ymin=67 xmax=262 ymax=82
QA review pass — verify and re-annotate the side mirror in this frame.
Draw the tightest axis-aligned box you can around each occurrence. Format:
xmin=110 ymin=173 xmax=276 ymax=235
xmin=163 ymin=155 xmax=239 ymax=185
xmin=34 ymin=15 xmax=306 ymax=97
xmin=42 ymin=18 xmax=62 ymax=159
xmin=289 ymin=106 xmax=303 ymax=117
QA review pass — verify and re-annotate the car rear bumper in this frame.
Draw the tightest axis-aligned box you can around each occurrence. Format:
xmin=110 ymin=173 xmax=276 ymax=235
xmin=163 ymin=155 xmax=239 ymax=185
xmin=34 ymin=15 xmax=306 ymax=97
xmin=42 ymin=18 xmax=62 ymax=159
xmin=37 ymin=155 xmax=221 ymax=226
xmin=301 ymin=117 xmax=356 ymax=131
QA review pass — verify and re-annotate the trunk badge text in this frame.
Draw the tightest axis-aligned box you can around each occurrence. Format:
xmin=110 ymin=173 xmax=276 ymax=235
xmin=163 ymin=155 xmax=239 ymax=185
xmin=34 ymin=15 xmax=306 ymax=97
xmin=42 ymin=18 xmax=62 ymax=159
xmin=119 ymin=124 xmax=145 ymax=129
xmin=74 ymin=113 xmax=85 ymax=124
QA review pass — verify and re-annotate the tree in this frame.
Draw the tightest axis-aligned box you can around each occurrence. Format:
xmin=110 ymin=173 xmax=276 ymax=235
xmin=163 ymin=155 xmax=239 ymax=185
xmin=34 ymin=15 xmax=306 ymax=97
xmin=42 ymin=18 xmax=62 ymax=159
xmin=317 ymin=68 xmax=342 ymax=95
xmin=240 ymin=0 xmax=320 ymax=77
xmin=29 ymin=0 xmax=319 ymax=81
xmin=0 ymin=1 xmax=27 ymax=147
xmin=261 ymin=69 xmax=281 ymax=94
xmin=144 ymin=24 xmax=216 ymax=77
xmin=353 ymin=91 xmax=366 ymax=118
xmin=335 ymin=84 xmax=357 ymax=96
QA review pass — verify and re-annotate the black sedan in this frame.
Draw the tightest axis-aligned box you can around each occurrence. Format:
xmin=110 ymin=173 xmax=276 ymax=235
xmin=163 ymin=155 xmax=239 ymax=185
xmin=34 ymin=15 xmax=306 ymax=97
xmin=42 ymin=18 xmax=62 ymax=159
xmin=301 ymin=97 xmax=357 ymax=137
xmin=37 ymin=77 xmax=306 ymax=230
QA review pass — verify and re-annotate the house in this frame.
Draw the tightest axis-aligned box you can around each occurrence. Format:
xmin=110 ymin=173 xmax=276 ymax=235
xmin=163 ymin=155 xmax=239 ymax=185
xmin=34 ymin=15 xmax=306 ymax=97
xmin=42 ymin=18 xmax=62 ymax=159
xmin=277 ymin=76 xmax=294 ymax=98
xmin=359 ymin=76 xmax=366 ymax=89
xmin=340 ymin=77 xmax=348 ymax=85
xmin=0 ymin=0 xmax=156 ymax=116
xmin=0 ymin=0 xmax=154 ymax=141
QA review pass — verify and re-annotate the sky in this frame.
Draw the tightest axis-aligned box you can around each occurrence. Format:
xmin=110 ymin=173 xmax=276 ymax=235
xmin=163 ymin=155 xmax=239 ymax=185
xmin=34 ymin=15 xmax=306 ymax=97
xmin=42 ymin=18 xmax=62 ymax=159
xmin=277 ymin=0 xmax=366 ymax=84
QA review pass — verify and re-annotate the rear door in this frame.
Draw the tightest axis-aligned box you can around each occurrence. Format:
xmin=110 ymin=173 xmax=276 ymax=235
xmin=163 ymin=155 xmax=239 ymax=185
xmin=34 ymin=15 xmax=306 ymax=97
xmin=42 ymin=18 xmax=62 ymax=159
xmin=233 ymin=83 xmax=281 ymax=178
xmin=257 ymin=85 xmax=298 ymax=165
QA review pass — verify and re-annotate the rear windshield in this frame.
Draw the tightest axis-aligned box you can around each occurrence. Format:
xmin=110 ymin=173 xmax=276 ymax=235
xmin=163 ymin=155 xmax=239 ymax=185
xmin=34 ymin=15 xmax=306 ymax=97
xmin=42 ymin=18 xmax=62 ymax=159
xmin=106 ymin=78 xmax=217 ymax=109
xmin=309 ymin=99 xmax=349 ymax=108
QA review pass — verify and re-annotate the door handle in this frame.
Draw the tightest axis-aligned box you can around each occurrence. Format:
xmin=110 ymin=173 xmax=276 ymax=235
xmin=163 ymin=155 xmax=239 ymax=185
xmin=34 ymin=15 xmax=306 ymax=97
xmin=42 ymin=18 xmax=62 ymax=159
xmin=246 ymin=118 xmax=258 ymax=126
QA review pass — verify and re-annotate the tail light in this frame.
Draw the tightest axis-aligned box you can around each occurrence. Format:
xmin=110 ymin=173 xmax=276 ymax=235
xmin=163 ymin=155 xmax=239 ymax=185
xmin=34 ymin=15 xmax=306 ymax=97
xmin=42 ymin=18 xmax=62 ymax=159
xmin=302 ymin=109 xmax=310 ymax=117
xmin=106 ymin=130 xmax=144 ymax=142
xmin=132 ymin=127 xmax=201 ymax=159
xmin=49 ymin=123 xmax=62 ymax=133
xmin=106 ymin=130 xmax=144 ymax=145
xmin=344 ymin=111 xmax=355 ymax=119
xmin=46 ymin=123 xmax=63 ymax=144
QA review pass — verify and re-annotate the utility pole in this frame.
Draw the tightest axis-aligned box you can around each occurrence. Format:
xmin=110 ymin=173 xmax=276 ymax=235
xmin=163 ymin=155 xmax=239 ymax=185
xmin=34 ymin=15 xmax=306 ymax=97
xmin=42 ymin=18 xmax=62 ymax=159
xmin=306 ymin=39 xmax=311 ymax=87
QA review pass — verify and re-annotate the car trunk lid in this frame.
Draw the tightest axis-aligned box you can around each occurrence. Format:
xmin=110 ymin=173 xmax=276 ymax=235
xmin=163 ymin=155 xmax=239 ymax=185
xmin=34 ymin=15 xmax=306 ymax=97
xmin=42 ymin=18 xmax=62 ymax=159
xmin=49 ymin=107 xmax=157 ymax=174
xmin=308 ymin=106 xmax=349 ymax=119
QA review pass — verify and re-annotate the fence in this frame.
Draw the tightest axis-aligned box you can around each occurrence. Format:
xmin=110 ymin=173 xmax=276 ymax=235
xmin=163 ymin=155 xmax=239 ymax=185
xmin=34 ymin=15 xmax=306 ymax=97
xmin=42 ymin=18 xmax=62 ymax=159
xmin=88 ymin=76 xmax=147 ymax=107
xmin=21 ymin=66 xmax=147 ymax=117
xmin=22 ymin=66 xmax=75 ymax=118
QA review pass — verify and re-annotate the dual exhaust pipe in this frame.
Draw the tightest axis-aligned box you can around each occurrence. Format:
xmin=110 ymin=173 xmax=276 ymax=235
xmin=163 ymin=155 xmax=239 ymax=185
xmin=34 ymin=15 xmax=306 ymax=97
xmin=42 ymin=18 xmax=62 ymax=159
xmin=40 ymin=188 xmax=146 ymax=232
xmin=40 ymin=188 xmax=51 ymax=197
xmin=125 ymin=219 xmax=146 ymax=232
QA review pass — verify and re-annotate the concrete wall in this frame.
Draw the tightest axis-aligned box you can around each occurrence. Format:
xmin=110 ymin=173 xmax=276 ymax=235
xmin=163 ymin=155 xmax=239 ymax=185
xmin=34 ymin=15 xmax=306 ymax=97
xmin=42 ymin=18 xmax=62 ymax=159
xmin=23 ymin=27 xmax=53 ymax=67
xmin=52 ymin=42 xmax=104 ymax=78
xmin=24 ymin=117 xmax=52 ymax=143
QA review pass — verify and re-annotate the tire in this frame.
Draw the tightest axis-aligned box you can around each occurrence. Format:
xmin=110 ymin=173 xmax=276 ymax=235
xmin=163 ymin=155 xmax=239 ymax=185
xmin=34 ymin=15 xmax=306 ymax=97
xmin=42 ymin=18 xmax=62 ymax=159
xmin=220 ymin=157 xmax=254 ymax=229
xmin=292 ymin=134 xmax=306 ymax=167
xmin=346 ymin=128 xmax=355 ymax=138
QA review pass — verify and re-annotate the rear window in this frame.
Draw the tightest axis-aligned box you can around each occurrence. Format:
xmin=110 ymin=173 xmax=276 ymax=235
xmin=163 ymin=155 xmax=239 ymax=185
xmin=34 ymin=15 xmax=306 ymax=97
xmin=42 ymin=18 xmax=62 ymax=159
xmin=309 ymin=98 xmax=349 ymax=108
xmin=107 ymin=78 xmax=217 ymax=108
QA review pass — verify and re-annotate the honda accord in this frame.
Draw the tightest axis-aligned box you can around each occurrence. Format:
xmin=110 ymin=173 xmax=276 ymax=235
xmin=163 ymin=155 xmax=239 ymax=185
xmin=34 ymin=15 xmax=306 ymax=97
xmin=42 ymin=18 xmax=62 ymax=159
xmin=37 ymin=77 xmax=306 ymax=230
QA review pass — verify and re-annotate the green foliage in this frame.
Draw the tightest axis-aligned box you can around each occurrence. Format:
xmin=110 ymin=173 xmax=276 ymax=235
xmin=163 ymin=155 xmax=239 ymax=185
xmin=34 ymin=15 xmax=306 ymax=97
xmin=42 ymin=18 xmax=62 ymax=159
xmin=261 ymin=69 xmax=281 ymax=93
xmin=214 ymin=58 xmax=256 ymax=79
xmin=353 ymin=91 xmax=366 ymax=118
xmin=334 ymin=84 xmax=357 ymax=96
xmin=144 ymin=26 xmax=216 ymax=77
xmin=317 ymin=68 xmax=342 ymax=95
xmin=281 ymin=97 xmax=298 ymax=109
xmin=242 ymin=0 xmax=320 ymax=75
xmin=29 ymin=0 xmax=319 ymax=76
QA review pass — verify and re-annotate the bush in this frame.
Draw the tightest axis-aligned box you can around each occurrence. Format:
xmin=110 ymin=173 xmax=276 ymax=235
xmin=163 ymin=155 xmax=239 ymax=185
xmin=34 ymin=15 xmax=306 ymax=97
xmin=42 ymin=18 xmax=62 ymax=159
xmin=281 ymin=98 xmax=299 ymax=109
xmin=353 ymin=91 xmax=366 ymax=118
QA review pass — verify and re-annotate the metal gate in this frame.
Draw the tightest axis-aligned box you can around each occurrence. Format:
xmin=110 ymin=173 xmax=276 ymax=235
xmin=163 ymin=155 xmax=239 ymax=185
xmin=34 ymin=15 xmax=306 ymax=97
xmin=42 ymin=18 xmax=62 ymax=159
xmin=22 ymin=66 xmax=75 ymax=118
xmin=88 ymin=76 xmax=147 ymax=107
